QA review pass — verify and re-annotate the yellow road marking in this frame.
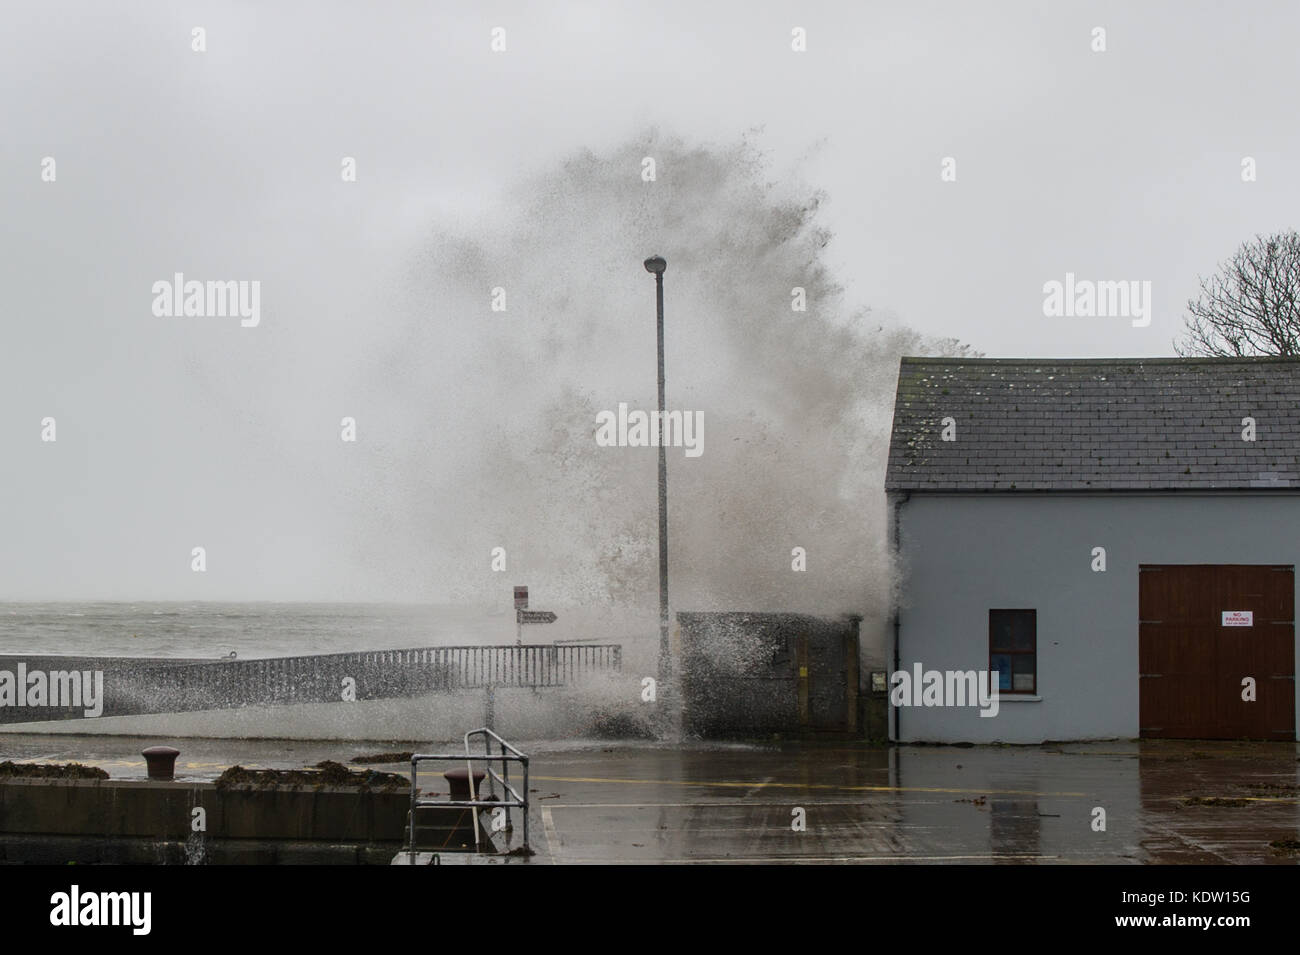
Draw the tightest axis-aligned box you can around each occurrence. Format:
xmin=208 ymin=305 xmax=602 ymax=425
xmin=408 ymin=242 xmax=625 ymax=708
xmin=527 ymin=774 xmax=1087 ymax=798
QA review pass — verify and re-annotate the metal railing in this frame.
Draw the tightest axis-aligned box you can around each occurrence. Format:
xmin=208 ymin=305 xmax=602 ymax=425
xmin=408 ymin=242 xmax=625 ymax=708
xmin=0 ymin=644 xmax=622 ymax=723
xmin=408 ymin=728 xmax=530 ymax=860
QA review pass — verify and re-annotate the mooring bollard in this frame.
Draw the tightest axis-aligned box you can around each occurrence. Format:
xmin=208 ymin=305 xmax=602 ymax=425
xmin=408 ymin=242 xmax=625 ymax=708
xmin=443 ymin=767 xmax=486 ymax=800
xmin=142 ymin=745 xmax=180 ymax=780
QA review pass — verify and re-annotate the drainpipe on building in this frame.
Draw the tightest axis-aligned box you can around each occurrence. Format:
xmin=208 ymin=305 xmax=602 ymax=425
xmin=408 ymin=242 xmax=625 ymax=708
xmin=891 ymin=491 xmax=910 ymax=744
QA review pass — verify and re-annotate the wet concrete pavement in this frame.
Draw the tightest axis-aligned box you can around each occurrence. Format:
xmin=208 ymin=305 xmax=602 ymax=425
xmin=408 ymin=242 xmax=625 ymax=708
xmin=3 ymin=734 xmax=1298 ymax=864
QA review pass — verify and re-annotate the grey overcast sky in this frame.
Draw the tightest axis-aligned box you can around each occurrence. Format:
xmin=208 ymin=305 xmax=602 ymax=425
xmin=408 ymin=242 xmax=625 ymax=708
xmin=3 ymin=2 xmax=1298 ymax=601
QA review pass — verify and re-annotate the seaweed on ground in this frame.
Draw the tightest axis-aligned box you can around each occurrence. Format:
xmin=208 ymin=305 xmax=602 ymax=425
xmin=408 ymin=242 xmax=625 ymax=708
xmin=0 ymin=760 xmax=108 ymax=779
xmin=214 ymin=760 xmax=407 ymax=791
xmin=1182 ymin=796 xmax=1251 ymax=807
xmin=349 ymin=752 xmax=414 ymax=765
xmin=1244 ymin=781 xmax=1300 ymax=796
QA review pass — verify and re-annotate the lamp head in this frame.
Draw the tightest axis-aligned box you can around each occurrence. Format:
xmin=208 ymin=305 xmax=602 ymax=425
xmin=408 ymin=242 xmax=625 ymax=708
xmin=643 ymin=255 xmax=667 ymax=275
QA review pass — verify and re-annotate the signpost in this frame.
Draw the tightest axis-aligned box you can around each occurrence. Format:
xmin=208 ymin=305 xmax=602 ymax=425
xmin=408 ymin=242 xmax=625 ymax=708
xmin=512 ymin=586 xmax=557 ymax=643
xmin=518 ymin=611 xmax=558 ymax=625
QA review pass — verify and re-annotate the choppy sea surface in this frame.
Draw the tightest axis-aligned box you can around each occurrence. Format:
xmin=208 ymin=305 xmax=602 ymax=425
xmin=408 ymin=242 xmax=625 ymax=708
xmin=0 ymin=602 xmax=655 ymax=740
xmin=0 ymin=602 xmax=570 ymax=659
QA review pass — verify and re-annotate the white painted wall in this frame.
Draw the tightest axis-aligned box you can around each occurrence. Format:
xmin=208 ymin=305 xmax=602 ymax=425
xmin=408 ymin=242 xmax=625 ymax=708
xmin=892 ymin=492 xmax=1300 ymax=743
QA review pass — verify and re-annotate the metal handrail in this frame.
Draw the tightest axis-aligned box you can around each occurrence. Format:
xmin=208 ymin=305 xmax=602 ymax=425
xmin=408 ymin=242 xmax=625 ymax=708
xmin=408 ymin=729 xmax=530 ymax=861
xmin=0 ymin=644 xmax=623 ymax=725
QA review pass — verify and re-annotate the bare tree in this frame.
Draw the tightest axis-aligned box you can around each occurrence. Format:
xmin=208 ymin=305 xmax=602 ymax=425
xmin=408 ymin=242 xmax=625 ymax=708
xmin=1176 ymin=231 xmax=1300 ymax=357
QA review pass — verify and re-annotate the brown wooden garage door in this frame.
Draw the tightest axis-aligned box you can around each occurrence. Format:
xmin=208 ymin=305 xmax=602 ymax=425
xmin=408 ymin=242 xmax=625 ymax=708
xmin=1139 ymin=564 xmax=1295 ymax=740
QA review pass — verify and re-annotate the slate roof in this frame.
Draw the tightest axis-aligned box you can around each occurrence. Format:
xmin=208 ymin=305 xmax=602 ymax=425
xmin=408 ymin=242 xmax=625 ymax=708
xmin=885 ymin=357 xmax=1300 ymax=492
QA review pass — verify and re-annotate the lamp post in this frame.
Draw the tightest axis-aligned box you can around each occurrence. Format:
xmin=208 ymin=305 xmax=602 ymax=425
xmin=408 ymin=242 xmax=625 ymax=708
xmin=644 ymin=254 xmax=670 ymax=682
